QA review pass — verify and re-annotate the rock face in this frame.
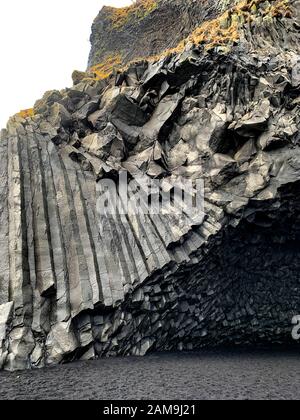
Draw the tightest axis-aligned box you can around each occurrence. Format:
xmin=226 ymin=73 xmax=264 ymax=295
xmin=0 ymin=0 xmax=300 ymax=370
xmin=88 ymin=0 xmax=220 ymax=68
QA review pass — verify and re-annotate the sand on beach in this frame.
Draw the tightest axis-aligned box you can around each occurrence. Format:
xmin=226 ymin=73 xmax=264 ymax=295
xmin=0 ymin=349 xmax=300 ymax=400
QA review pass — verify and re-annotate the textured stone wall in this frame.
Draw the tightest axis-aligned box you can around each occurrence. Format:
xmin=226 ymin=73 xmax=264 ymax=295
xmin=0 ymin=0 xmax=299 ymax=370
xmin=88 ymin=0 xmax=218 ymax=68
xmin=91 ymin=185 xmax=300 ymax=358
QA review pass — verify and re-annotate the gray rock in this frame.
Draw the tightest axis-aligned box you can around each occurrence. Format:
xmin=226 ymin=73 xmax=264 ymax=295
xmin=0 ymin=303 xmax=13 ymax=369
xmin=110 ymin=94 xmax=148 ymax=127
xmin=74 ymin=98 xmax=100 ymax=120
xmin=0 ymin=0 xmax=300 ymax=370
xmin=231 ymin=99 xmax=271 ymax=138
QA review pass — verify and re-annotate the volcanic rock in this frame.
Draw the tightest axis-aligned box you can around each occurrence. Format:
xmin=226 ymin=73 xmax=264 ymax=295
xmin=0 ymin=0 xmax=300 ymax=370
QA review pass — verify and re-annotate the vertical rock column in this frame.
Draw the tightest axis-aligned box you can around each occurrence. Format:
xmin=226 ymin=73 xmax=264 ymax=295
xmin=0 ymin=130 xmax=12 ymax=369
xmin=5 ymin=124 xmax=34 ymax=370
xmin=0 ymin=130 xmax=10 ymax=306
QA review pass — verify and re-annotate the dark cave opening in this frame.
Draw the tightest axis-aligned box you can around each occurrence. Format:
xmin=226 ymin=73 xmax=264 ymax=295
xmin=114 ymin=183 xmax=300 ymax=355
xmin=71 ymin=183 xmax=300 ymax=359
xmin=155 ymin=184 xmax=300 ymax=350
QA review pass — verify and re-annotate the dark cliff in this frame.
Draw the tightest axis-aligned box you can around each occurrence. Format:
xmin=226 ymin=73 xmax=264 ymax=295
xmin=0 ymin=0 xmax=300 ymax=370
xmin=88 ymin=0 xmax=219 ymax=69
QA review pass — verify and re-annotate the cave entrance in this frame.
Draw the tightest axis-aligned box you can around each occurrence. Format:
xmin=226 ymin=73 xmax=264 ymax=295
xmin=148 ymin=182 xmax=300 ymax=352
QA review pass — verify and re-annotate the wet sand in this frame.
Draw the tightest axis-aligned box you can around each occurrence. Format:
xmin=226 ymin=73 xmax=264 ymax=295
xmin=0 ymin=350 xmax=299 ymax=400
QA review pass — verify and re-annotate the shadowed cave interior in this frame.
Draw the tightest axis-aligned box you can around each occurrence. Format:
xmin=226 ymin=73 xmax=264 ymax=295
xmin=63 ymin=182 xmax=300 ymax=363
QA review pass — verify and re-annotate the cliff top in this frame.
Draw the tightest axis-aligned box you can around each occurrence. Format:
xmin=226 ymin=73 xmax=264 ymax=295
xmin=86 ymin=0 xmax=296 ymax=82
xmin=14 ymin=0 xmax=299 ymax=118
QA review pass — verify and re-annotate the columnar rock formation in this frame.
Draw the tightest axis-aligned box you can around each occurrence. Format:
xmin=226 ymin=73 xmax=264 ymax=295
xmin=0 ymin=0 xmax=300 ymax=370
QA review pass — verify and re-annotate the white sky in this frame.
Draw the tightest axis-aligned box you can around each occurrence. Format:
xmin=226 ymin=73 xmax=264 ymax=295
xmin=0 ymin=0 xmax=132 ymax=128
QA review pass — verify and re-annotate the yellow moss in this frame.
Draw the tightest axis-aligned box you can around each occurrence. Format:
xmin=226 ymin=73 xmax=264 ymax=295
xmin=89 ymin=0 xmax=292 ymax=81
xmin=89 ymin=53 xmax=123 ymax=80
xmin=187 ymin=14 xmax=240 ymax=49
xmin=235 ymin=0 xmax=292 ymax=17
xmin=268 ymin=0 xmax=292 ymax=18
xmin=17 ymin=108 xmax=35 ymax=119
xmin=186 ymin=0 xmax=286 ymax=49
xmin=107 ymin=0 xmax=158 ymax=29
xmin=179 ymin=0 xmax=292 ymax=50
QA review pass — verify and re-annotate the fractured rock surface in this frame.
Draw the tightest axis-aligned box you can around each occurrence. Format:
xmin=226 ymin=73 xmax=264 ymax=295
xmin=88 ymin=0 xmax=222 ymax=68
xmin=0 ymin=0 xmax=300 ymax=369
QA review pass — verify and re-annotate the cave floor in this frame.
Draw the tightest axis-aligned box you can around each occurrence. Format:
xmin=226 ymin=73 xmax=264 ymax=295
xmin=0 ymin=349 xmax=299 ymax=400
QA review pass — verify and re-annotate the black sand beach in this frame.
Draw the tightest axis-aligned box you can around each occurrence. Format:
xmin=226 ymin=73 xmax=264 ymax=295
xmin=0 ymin=350 xmax=299 ymax=400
